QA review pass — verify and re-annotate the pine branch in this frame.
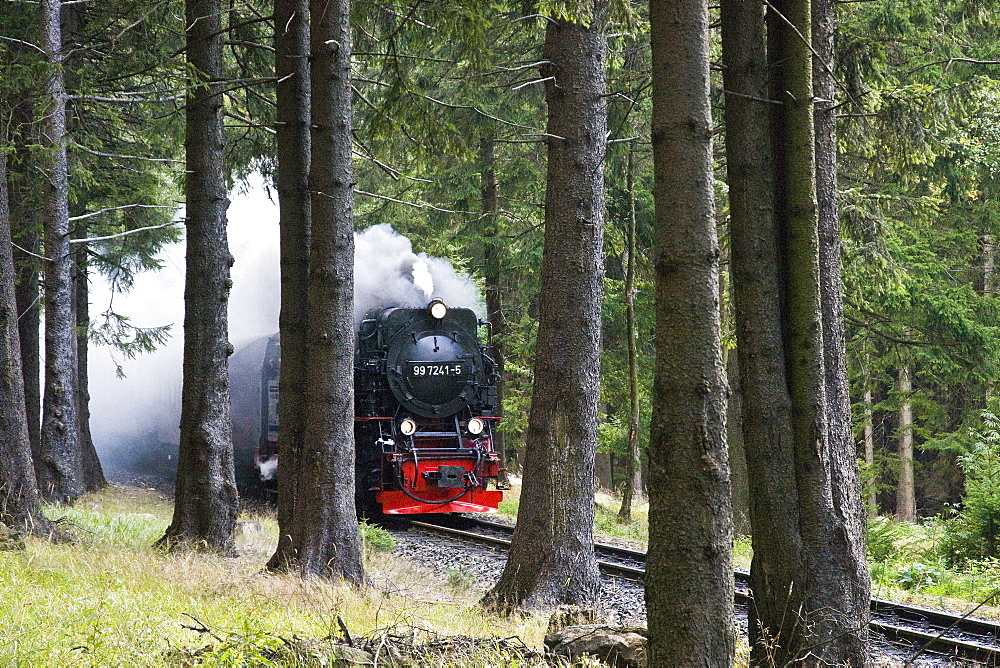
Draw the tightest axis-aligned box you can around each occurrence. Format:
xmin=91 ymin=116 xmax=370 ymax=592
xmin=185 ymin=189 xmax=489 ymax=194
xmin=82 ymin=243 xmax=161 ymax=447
xmin=71 ymin=143 xmax=183 ymax=164
xmin=68 ymin=205 xmax=177 ymax=224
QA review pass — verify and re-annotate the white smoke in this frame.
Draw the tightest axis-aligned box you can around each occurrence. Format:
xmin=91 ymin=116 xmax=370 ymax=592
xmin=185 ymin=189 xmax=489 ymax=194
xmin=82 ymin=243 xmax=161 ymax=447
xmin=88 ymin=183 xmax=484 ymax=475
xmin=411 ymin=260 xmax=434 ymax=299
xmin=353 ymin=223 xmax=484 ymax=324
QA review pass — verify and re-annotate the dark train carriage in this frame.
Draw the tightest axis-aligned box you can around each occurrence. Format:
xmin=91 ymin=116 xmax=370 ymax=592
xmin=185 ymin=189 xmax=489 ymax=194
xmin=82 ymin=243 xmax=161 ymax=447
xmin=255 ymin=299 xmax=506 ymax=515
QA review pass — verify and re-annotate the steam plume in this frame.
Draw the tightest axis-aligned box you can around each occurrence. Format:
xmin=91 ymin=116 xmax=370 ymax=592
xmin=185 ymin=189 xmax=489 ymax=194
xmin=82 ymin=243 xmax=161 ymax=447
xmin=353 ymin=223 xmax=483 ymax=323
xmin=89 ymin=184 xmax=483 ymax=490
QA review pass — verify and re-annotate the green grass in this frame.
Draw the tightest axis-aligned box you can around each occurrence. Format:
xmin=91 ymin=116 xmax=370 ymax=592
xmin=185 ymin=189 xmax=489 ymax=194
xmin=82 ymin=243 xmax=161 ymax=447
xmin=0 ymin=486 xmax=546 ymax=666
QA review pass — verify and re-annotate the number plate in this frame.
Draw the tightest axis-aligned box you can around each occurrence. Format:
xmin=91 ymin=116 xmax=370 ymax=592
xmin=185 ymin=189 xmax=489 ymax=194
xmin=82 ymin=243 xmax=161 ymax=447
xmin=407 ymin=362 xmax=467 ymax=378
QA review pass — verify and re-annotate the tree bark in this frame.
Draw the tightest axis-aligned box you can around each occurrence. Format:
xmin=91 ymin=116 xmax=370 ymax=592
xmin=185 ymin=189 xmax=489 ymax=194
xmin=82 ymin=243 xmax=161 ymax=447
xmin=726 ymin=352 xmax=751 ymax=534
xmin=267 ymin=0 xmax=312 ymax=572
xmin=11 ymin=166 xmax=41 ymax=465
xmin=0 ymin=152 xmax=58 ymax=536
xmin=481 ymin=1 xmax=607 ymax=613
xmin=158 ymin=0 xmax=239 ymax=553
xmin=645 ymin=0 xmax=735 ymax=663
xmin=38 ymin=0 xmax=83 ymax=504
xmin=618 ymin=147 xmax=643 ymax=522
xmin=282 ymin=0 xmax=365 ymax=582
xmin=481 ymin=133 xmax=509 ymax=485
xmin=74 ymin=230 xmax=107 ymax=492
xmin=896 ymin=364 xmax=916 ymax=522
xmin=61 ymin=0 xmax=106 ymax=494
xmin=863 ymin=384 xmax=877 ymax=513
xmin=813 ymin=0 xmax=871 ymax=651
xmin=723 ymin=0 xmax=870 ymax=662
xmin=983 ymin=233 xmax=996 ymax=297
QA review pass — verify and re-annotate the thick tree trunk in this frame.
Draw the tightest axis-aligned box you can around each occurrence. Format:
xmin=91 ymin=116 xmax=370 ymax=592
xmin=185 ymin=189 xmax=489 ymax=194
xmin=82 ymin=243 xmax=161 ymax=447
xmin=646 ymin=0 xmax=735 ymax=663
xmin=267 ymin=0 xmax=311 ymax=572
xmin=896 ymin=365 xmax=916 ymax=522
xmin=74 ymin=232 xmax=107 ymax=492
xmin=618 ymin=148 xmax=643 ymax=522
xmin=38 ymin=0 xmax=83 ymax=504
xmin=481 ymin=2 xmax=607 ymax=613
xmin=813 ymin=0 xmax=871 ymax=653
xmin=158 ymin=0 xmax=238 ymax=553
xmin=283 ymin=0 xmax=365 ymax=582
xmin=723 ymin=0 xmax=870 ymax=663
xmin=0 ymin=152 xmax=57 ymax=535
xmin=723 ymin=7 xmax=800 ymax=658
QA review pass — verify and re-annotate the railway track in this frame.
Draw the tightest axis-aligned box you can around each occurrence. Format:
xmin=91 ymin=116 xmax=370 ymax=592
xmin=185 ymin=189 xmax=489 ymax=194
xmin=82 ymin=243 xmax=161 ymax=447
xmin=406 ymin=515 xmax=1000 ymax=664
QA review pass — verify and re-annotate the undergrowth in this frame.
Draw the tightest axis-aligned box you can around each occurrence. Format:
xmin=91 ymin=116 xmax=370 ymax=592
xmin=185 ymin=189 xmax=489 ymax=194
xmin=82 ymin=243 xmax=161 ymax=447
xmin=866 ymin=514 xmax=1000 ymax=615
xmin=0 ymin=485 xmax=544 ymax=666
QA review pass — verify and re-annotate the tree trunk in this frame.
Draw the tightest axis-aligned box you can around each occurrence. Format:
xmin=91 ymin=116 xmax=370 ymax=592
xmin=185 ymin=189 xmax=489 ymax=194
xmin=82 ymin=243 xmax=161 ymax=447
xmin=38 ymin=0 xmax=83 ymax=504
xmin=158 ymin=0 xmax=238 ymax=553
xmin=11 ymin=172 xmax=41 ymax=464
xmin=645 ymin=0 xmax=735 ymax=663
xmin=0 ymin=151 xmax=57 ymax=536
xmin=863 ymin=384 xmax=877 ymax=513
xmin=282 ymin=0 xmax=365 ymax=582
xmin=726 ymin=353 xmax=750 ymax=534
xmin=267 ymin=0 xmax=311 ymax=572
xmin=723 ymin=0 xmax=871 ymax=662
xmin=481 ymin=133 xmax=509 ymax=486
xmin=618 ymin=148 xmax=643 ymax=523
xmin=74 ymin=230 xmax=107 ymax=492
xmin=61 ymin=0 xmax=105 ymax=494
xmin=896 ymin=364 xmax=916 ymax=522
xmin=813 ymin=0 xmax=871 ymax=651
xmin=480 ymin=1 xmax=607 ymax=613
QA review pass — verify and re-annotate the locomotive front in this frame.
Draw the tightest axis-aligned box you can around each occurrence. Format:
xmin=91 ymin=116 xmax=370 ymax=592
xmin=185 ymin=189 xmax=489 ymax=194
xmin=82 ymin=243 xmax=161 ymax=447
xmin=355 ymin=299 xmax=505 ymax=514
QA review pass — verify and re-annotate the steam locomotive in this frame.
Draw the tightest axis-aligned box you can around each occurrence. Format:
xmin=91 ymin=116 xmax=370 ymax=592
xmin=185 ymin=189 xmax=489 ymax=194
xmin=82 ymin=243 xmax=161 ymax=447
xmin=253 ymin=299 xmax=505 ymax=515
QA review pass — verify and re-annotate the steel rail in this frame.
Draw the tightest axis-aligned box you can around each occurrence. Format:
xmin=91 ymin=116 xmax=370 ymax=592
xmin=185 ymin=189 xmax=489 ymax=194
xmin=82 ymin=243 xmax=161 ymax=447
xmin=406 ymin=516 xmax=1000 ymax=663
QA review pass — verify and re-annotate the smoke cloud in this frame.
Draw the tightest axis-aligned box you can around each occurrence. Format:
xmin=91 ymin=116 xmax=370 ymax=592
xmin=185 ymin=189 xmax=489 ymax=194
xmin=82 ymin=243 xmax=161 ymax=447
xmin=87 ymin=179 xmax=483 ymax=489
xmin=353 ymin=223 xmax=483 ymax=323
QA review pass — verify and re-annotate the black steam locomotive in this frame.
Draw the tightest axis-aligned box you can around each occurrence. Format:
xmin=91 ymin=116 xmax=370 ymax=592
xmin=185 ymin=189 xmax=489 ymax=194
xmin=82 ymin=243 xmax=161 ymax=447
xmin=254 ymin=299 xmax=505 ymax=515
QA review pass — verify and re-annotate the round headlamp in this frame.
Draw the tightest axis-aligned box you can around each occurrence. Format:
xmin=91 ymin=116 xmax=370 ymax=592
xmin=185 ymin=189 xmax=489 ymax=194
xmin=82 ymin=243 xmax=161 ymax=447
xmin=467 ymin=417 xmax=485 ymax=435
xmin=428 ymin=299 xmax=448 ymax=320
xmin=399 ymin=418 xmax=417 ymax=436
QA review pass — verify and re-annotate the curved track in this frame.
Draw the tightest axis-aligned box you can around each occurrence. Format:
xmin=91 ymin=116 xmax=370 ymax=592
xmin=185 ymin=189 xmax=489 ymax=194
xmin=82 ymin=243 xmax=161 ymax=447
xmin=406 ymin=515 xmax=1000 ymax=664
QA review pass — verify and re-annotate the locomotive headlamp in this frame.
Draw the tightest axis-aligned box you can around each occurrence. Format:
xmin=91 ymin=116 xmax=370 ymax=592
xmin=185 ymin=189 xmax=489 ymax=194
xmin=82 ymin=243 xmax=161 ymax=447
xmin=428 ymin=299 xmax=448 ymax=320
xmin=399 ymin=418 xmax=417 ymax=436
xmin=467 ymin=417 xmax=485 ymax=435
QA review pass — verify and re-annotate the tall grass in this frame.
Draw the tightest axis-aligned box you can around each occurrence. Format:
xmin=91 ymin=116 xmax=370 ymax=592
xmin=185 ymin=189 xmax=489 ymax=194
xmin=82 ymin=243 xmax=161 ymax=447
xmin=0 ymin=486 xmax=545 ymax=666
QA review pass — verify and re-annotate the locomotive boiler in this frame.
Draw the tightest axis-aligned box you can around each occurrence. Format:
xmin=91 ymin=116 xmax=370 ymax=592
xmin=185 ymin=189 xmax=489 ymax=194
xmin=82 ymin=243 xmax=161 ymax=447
xmin=254 ymin=299 xmax=506 ymax=515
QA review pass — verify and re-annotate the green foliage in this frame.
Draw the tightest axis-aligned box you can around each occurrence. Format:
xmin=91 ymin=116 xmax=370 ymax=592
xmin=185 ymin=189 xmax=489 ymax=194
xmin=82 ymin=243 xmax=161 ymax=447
xmin=838 ymin=1 xmax=1000 ymax=514
xmin=937 ymin=411 xmax=1000 ymax=565
xmin=446 ymin=568 xmax=476 ymax=593
xmin=90 ymin=312 xmax=173 ymax=379
xmin=895 ymin=561 xmax=945 ymax=590
xmin=359 ymin=521 xmax=396 ymax=554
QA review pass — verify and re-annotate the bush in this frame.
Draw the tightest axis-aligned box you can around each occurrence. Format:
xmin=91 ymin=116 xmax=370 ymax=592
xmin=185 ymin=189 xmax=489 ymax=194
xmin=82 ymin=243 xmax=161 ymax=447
xmin=937 ymin=411 xmax=1000 ymax=566
xmin=360 ymin=522 xmax=396 ymax=554
xmin=896 ymin=562 xmax=943 ymax=590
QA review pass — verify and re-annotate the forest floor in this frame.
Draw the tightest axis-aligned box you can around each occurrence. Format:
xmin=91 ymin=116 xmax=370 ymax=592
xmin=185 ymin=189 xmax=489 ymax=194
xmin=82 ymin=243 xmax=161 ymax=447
xmin=0 ymin=482 xmax=989 ymax=665
xmin=2 ymin=485 xmax=556 ymax=665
